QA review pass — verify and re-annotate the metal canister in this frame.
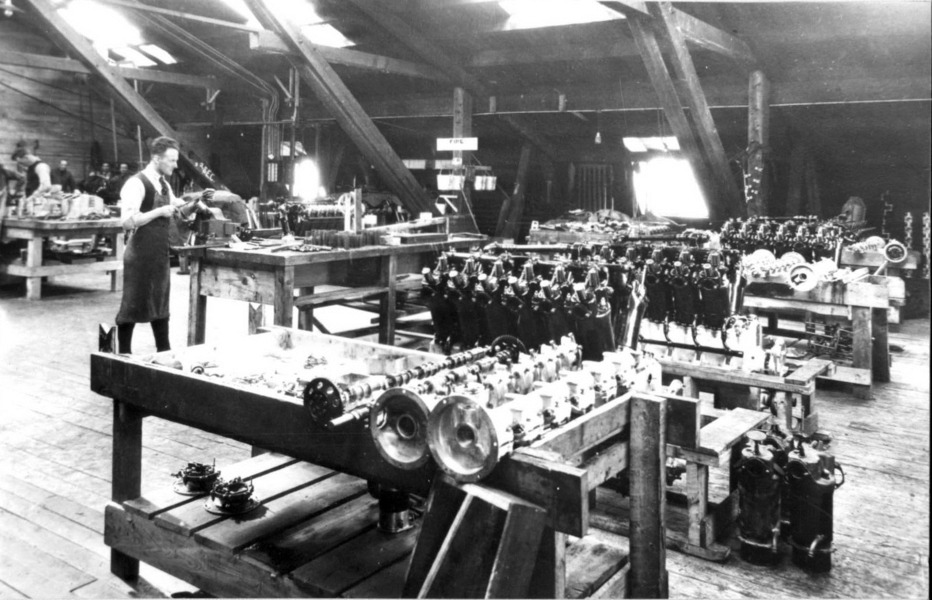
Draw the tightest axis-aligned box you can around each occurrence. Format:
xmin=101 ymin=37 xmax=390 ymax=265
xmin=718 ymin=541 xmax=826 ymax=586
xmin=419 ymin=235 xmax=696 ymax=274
xmin=734 ymin=430 xmax=783 ymax=565
xmin=785 ymin=440 xmax=843 ymax=572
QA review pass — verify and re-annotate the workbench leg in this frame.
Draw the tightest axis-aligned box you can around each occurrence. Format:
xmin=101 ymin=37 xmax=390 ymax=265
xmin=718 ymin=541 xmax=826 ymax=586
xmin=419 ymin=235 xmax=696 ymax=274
xmin=871 ymin=308 xmax=890 ymax=383
xmin=379 ymin=255 xmax=398 ymax=345
xmin=527 ymin=528 xmax=566 ymax=599
xmin=247 ymin=303 xmax=265 ymax=335
xmin=110 ymin=232 xmax=124 ymax=292
xmin=686 ymin=463 xmax=712 ymax=551
xmin=273 ymin=266 xmax=295 ymax=328
xmin=851 ymin=307 xmax=872 ymax=375
xmin=767 ymin=313 xmax=779 ymax=332
xmin=296 ymin=287 xmax=315 ymax=331
xmin=682 ymin=376 xmax=699 ymax=399
xmin=111 ymin=400 xmax=143 ymax=580
xmin=629 ymin=394 xmax=669 ymax=598
xmin=25 ymin=237 xmax=43 ymax=300
xmin=403 ymin=477 xmax=468 ymax=598
xmin=187 ymin=258 xmax=206 ymax=346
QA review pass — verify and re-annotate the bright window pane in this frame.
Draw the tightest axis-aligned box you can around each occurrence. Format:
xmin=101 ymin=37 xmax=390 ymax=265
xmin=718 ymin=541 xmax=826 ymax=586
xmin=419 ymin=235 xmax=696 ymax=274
xmin=293 ymin=159 xmax=320 ymax=201
xmin=500 ymin=0 xmax=621 ymax=30
xmin=58 ymin=0 xmax=141 ymax=48
xmin=632 ymin=157 xmax=708 ymax=219
xmin=301 ymin=23 xmax=354 ymax=48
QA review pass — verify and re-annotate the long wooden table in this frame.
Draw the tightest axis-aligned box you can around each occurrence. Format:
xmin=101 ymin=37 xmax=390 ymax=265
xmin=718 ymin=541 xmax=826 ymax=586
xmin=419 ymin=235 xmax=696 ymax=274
xmin=0 ymin=217 xmax=124 ymax=299
xmin=90 ymin=328 xmax=676 ymax=597
xmin=181 ymin=237 xmax=479 ymax=347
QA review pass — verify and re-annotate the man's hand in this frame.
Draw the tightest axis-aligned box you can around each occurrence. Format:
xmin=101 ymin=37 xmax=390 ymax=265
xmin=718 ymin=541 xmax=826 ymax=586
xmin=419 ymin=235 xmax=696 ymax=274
xmin=157 ymin=204 xmax=178 ymax=219
xmin=201 ymin=188 xmax=215 ymax=205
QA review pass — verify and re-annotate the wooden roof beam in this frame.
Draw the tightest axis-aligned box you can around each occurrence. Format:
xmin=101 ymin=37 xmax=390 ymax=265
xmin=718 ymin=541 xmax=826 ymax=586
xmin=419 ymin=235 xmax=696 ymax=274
xmin=602 ymin=1 xmax=758 ymax=69
xmin=248 ymin=29 xmax=449 ymax=82
xmin=345 ymin=0 xmax=563 ymax=161
xmin=648 ymin=2 xmax=744 ymax=217
xmin=20 ymin=0 xmax=219 ymax=188
xmin=242 ymin=0 xmax=433 ymax=214
xmin=626 ymin=17 xmax=706 ymax=179
xmin=0 ymin=50 xmax=219 ymax=89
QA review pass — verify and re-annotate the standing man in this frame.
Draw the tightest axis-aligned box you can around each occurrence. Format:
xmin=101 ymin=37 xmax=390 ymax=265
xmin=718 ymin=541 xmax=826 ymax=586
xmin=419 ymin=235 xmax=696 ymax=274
xmin=115 ymin=136 xmax=186 ymax=354
xmin=11 ymin=147 xmax=52 ymax=197
xmin=51 ymin=159 xmax=77 ymax=193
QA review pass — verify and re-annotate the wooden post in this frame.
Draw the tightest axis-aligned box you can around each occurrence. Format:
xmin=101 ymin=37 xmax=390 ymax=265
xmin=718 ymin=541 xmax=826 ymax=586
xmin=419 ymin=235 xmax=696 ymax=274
xmin=650 ymin=2 xmax=745 ymax=218
xmin=186 ymin=257 xmax=207 ymax=345
xmin=453 ymin=87 xmax=473 ymax=217
xmin=871 ymin=307 xmax=891 ymax=383
xmin=629 ymin=393 xmax=668 ymax=599
xmin=273 ymin=265 xmax=295 ymax=328
xmin=850 ymin=307 xmax=873 ymax=375
xmin=379 ymin=254 xmax=398 ymax=345
xmin=110 ymin=225 xmax=124 ymax=292
xmin=25 ymin=237 xmax=43 ymax=300
xmin=686 ymin=463 xmax=712 ymax=550
xmin=627 ymin=15 xmax=714 ymax=220
xmin=785 ymin=141 xmax=807 ymax=216
xmin=248 ymin=303 xmax=265 ymax=335
xmin=527 ymin=529 xmax=567 ymax=599
xmin=496 ymin=143 xmax=532 ymax=239
xmin=111 ymin=400 xmax=143 ymax=579
xmin=747 ymin=70 xmax=770 ymax=216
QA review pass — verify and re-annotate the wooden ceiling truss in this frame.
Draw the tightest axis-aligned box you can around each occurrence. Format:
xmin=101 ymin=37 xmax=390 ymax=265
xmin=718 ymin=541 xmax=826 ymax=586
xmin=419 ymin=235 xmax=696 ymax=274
xmin=242 ymin=0 xmax=433 ymax=214
xmin=21 ymin=0 xmax=219 ymax=188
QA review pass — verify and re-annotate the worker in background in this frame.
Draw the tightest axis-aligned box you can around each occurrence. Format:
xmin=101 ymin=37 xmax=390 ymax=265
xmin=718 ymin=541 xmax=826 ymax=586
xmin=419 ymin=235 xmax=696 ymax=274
xmin=51 ymin=159 xmax=76 ymax=193
xmin=96 ymin=162 xmax=117 ymax=204
xmin=109 ymin=162 xmax=132 ymax=201
xmin=11 ymin=147 xmax=52 ymax=197
xmin=81 ymin=168 xmax=109 ymax=199
xmin=114 ymin=136 xmax=187 ymax=354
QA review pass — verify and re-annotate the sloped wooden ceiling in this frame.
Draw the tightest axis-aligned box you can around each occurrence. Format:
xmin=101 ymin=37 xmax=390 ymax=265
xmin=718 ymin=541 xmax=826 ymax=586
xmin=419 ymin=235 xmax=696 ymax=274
xmin=5 ymin=0 xmax=931 ymax=178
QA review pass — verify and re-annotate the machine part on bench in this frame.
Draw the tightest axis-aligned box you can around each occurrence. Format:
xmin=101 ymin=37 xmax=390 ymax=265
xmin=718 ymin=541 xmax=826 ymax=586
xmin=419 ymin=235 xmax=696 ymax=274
xmin=172 ymin=460 xmax=220 ymax=496
xmin=370 ymin=387 xmax=436 ymax=470
xmin=377 ymin=486 xmax=416 ymax=533
xmin=204 ymin=477 xmax=259 ymax=515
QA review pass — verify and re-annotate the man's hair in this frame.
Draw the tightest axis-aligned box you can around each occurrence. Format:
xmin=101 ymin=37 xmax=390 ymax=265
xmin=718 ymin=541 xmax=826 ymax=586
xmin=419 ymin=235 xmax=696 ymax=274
xmin=11 ymin=147 xmax=28 ymax=160
xmin=150 ymin=136 xmax=179 ymax=157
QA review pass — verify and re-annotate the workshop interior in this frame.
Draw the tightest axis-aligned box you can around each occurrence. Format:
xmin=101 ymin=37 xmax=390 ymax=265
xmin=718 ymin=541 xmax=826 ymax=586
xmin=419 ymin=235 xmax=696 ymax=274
xmin=0 ymin=1 xmax=929 ymax=598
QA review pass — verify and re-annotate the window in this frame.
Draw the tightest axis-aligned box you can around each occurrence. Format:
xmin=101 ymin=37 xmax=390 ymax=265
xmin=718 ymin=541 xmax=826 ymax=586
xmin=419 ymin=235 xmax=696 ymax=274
xmin=632 ymin=156 xmax=708 ymax=219
xmin=56 ymin=0 xmax=177 ymax=66
xmin=293 ymin=158 xmax=320 ymax=201
xmin=499 ymin=0 xmax=621 ymax=31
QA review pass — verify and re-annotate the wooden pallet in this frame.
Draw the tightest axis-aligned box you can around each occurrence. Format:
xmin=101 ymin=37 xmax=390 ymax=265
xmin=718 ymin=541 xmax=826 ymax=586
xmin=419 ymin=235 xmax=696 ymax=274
xmin=105 ymin=452 xmax=630 ymax=598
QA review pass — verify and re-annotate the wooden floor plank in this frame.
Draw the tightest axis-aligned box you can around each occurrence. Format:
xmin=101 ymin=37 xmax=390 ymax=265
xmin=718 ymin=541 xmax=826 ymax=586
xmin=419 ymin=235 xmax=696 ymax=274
xmin=0 ymin=528 xmax=96 ymax=596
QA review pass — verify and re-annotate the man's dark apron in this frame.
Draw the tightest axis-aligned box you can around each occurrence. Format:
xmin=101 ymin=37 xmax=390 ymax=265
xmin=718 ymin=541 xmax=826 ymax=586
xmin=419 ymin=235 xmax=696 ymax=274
xmin=116 ymin=174 xmax=171 ymax=324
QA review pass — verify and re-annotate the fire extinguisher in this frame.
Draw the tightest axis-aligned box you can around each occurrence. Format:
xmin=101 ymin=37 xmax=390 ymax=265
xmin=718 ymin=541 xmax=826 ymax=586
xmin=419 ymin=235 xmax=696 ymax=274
xmin=785 ymin=436 xmax=845 ymax=572
xmin=734 ymin=430 xmax=783 ymax=564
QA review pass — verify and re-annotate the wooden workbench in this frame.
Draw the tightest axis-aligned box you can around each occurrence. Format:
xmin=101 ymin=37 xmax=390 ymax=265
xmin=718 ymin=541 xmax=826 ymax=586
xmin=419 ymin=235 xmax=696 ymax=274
xmin=743 ymin=276 xmax=892 ymax=397
xmin=181 ymin=237 xmax=479 ymax=347
xmin=90 ymin=328 xmax=677 ymax=598
xmin=0 ymin=217 xmax=124 ymax=299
